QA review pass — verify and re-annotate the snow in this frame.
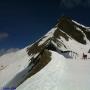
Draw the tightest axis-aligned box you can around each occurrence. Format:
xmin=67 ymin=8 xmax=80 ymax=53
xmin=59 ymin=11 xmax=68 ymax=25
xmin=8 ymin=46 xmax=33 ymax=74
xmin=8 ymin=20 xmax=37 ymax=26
xmin=0 ymin=19 xmax=90 ymax=90
xmin=38 ymin=27 xmax=57 ymax=46
xmin=17 ymin=51 xmax=90 ymax=90
xmin=30 ymin=53 xmax=39 ymax=59
xmin=0 ymin=48 xmax=30 ymax=89
xmin=75 ymin=26 xmax=90 ymax=44
xmin=72 ymin=20 xmax=90 ymax=29
xmin=56 ymin=29 xmax=90 ymax=59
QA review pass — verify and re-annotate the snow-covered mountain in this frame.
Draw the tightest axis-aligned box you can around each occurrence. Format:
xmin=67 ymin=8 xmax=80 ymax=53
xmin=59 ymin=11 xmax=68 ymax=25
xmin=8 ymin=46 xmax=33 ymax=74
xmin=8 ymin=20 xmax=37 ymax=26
xmin=0 ymin=16 xmax=90 ymax=90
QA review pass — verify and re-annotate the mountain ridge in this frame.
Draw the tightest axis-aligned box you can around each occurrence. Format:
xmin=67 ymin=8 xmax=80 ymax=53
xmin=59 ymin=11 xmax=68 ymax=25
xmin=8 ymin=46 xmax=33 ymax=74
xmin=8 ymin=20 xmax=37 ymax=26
xmin=27 ymin=16 xmax=90 ymax=59
xmin=0 ymin=16 xmax=90 ymax=90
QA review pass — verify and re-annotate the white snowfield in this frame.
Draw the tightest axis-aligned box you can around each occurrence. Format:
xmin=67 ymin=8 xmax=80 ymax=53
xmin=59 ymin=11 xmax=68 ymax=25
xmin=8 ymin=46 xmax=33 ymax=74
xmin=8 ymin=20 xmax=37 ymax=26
xmin=17 ymin=51 xmax=90 ymax=90
xmin=0 ymin=48 xmax=30 ymax=89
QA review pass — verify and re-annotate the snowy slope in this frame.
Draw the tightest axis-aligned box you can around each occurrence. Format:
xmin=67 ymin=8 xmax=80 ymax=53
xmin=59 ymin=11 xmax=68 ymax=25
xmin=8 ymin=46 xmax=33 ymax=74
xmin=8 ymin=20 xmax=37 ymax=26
xmin=0 ymin=48 xmax=30 ymax=89
xmin=17 ymin=51 xmax=90 ymax=90
xmin=0 ymin=17 xmax=90 ymax=90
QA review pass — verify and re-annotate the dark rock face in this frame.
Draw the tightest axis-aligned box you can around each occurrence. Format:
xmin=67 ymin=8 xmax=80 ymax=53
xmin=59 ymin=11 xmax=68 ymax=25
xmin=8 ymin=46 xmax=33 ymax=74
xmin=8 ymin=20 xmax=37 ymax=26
xmin=46 ymin=42 xmax=57 ymax=51
xmin=57 ymin=16 xmax=87 ymax=44
xmin=88 ymin=49 xmax=90 ymax=53
xmin=28 ymin=49 xmax=51 ymax=77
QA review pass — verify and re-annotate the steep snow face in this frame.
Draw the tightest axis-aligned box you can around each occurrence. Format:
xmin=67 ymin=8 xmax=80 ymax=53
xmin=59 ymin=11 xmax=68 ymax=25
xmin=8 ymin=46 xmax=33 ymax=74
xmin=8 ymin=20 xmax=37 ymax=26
xmin=38 ymin=27 xmax=57 ymax=46
xmin=58 ymin=35 xmax=90 ymax=58
xmin=75 ymin=26 xmax=89 ymax=44
xmin=0 ymin=48 xmax=30 ymax=89
xmin=17 ymin=51 xmax=90 ymax=90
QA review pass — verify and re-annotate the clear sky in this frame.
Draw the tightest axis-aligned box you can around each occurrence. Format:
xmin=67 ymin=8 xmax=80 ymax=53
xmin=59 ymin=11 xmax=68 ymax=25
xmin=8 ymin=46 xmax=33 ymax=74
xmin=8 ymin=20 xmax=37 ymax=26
xmin=0 ymin=0 xmax=90 ymax=51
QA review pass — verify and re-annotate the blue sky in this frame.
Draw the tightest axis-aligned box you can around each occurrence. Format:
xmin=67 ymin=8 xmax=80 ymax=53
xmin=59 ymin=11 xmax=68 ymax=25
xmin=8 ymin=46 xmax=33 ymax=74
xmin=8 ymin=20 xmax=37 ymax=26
xmin=0 ymin=0 xmax=90 ymax=51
